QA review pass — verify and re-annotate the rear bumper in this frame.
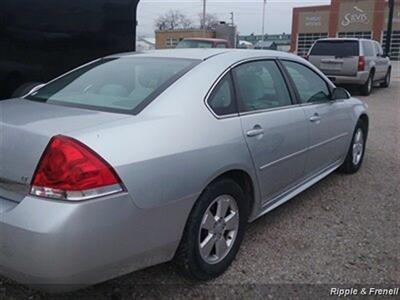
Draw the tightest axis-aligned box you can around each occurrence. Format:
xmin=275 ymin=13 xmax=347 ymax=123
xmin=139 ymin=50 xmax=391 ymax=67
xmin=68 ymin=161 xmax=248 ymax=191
xmin=327 ymin=71 xmax=369 ymax=85
xmin=0 ymin=193 xmax=193 ymax=291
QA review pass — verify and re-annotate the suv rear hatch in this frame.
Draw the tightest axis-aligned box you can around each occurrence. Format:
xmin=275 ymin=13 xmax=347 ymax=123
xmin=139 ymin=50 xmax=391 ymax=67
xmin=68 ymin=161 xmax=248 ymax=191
xmin=309 ymin=40 xmax=360 ymax=76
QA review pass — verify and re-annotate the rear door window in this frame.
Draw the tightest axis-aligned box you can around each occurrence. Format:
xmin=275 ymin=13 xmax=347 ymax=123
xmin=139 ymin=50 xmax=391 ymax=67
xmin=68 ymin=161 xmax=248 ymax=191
xmin=26 ymin=57 xmax=199 ymax=114
xmin=310 ymin=41 xmax=359 ymax=57
xmin=207 ymin=73 xmax=237 ymax=116
xmin=362 ymin=41 xmax=375 ymax=57
xmin=233 ymin=60 xmax=292 ymax=113
xmin=282 ymin=60 xmax=331 ymax=104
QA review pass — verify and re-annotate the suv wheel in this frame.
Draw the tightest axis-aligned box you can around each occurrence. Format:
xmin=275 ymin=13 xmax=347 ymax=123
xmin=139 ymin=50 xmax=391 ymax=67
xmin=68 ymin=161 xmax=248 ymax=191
xmin=360 ymin=72 xmax=373 ymax=96
xmin=176 ymin=178 xmax=248 ymax=281
xmin=339 ymin=119 xmax=367 ymax=174
xmin=380 ymin=69 xmax=391 ymax=88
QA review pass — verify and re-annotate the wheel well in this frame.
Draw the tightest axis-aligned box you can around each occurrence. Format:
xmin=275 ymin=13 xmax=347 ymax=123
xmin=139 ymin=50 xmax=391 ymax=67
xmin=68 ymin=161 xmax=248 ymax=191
xmin=212 ymin=170 xmax=255 ymax=218
xmin=370 ymin=68 xmax=375 ymax=76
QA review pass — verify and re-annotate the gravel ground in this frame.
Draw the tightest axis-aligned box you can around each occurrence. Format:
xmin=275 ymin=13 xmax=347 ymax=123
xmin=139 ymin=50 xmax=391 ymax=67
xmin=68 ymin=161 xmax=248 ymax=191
xmin=1 ymin=63 xmax=399 ymax=299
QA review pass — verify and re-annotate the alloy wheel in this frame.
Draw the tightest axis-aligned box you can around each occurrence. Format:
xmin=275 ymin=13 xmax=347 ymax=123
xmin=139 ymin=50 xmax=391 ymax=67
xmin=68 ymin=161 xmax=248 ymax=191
xmin=198 ymin=195 xmax=239 ymax=264
xmin=352 ymin=128 xmax=364 ymax=166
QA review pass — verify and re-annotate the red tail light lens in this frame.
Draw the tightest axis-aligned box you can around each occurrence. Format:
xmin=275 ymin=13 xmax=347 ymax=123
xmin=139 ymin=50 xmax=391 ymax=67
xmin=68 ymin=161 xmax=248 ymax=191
xmin=358 ymin=56 xmax=366 ymax=71
xmin=30 ymin=135 xmax=123 ymax=201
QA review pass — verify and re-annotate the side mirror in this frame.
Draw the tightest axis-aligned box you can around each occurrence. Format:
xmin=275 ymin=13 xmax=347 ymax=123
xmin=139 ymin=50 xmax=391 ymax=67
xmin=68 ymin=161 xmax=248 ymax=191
xmin=331 ymin=87 xmax=351 ymax=100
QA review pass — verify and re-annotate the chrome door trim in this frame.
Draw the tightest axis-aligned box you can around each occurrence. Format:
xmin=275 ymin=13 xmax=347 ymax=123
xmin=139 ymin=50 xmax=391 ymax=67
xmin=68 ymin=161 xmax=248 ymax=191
xmin=259 ymin=132 xmax=349 ymax=171
xmin=260 ymin=147 xmax=308 ymax=171
xmin=307 ymin=132 xmax=349 ymax=151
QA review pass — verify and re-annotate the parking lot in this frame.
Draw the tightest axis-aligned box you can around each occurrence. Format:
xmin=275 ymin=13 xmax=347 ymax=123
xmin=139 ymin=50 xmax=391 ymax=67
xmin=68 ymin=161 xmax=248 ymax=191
xmin=1 ymin=62 xmax=399 ymax=300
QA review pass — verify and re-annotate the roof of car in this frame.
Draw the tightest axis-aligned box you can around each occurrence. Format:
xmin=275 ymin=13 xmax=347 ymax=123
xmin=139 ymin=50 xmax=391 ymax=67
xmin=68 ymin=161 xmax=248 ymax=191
xmin=112 ymin=49 xmax=296 ymax=61
xmin=316 ymin=38 xmax=373 ymax=42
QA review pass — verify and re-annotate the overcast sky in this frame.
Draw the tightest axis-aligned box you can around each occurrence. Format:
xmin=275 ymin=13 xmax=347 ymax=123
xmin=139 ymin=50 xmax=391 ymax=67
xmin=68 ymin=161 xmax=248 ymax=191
xmin=137 ymin=0 xmax=330 ymax=37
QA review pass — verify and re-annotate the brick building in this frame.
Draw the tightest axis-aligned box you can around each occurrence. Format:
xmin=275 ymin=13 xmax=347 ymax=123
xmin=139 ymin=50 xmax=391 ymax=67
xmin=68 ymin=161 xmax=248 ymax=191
xmin=290 ymin=0 xmax=400 ymax=60
xmin=155 ymin=29 xmax=214 ymax=49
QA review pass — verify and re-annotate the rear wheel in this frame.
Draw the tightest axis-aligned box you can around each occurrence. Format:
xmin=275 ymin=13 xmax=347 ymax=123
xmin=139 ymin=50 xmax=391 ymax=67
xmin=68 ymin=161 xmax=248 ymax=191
xmin=339 ymin=120 xmax=367 ymax=174
xmin=176 ymin=178 xmax=248 ymax=281
xmin=380 ymin=69 xmax=391 ymax=88
xmin=360 ymin=72 xmax=373 ymax=96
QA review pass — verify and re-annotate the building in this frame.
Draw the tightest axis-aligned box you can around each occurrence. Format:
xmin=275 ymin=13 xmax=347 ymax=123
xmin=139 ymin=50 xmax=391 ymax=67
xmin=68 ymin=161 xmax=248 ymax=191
xmin=290 ymin=0 xmax=400 ymax=60
xmin=155 ymin=29 xmax=214 ymax=49
xmin=155 ymin=23 xmax=237 ymax=49
xmin=238 ymin=33 xmax=291 ymax=51
xmin=136 ymin=37 xmax=156 ymax=51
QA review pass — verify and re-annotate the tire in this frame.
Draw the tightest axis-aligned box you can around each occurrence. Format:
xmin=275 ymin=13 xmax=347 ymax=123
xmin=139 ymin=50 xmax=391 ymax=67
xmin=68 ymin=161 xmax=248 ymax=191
xmin=359 ymin=72 xmax=373 ymax=96
xmin=380 ymin=69 xmax=391 ymax=88
xmin=176 ymin=178 xmax=248 ymax=281
xmin=339 ymin=119 xmax=367 ymax=174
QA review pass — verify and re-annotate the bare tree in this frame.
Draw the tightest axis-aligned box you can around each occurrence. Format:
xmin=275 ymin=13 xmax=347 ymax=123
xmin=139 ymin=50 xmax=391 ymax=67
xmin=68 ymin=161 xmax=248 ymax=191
xmin=155 ymin=10 xmax=193 ymax=31
xmin=199 ymin=13 xmax=220 ymax=30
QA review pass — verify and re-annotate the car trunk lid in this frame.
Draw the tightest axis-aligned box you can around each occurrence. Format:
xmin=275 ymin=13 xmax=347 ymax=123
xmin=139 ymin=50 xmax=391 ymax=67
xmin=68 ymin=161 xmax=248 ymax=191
xmin=0 ymin=98 xmax=128 ymax=202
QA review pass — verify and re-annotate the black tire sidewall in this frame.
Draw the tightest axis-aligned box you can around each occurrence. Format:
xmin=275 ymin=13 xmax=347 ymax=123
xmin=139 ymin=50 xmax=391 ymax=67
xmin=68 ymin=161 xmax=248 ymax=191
xmin=382 ymin=69 xmax=391 ymax=88
xmin=179 ymin=179 xmax=248 ymax=280
xmin=361 ymin=74 xmax=373 ymax=96
xmin=341 ymin=120 xmax=367 ymax=173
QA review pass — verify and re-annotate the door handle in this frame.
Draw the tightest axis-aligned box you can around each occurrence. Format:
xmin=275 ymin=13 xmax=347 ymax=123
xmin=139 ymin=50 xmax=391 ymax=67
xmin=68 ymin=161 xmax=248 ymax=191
xmin=246 ymin=126 xmax=264 ymax=137
xmin=309 ymin=114 xmax=321 ymax=123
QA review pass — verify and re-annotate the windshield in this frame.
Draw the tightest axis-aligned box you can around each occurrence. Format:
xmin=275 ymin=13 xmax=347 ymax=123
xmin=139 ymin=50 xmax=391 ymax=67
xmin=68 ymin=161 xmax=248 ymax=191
xmin=176 ymin=40 xmax=213 ymax=48
xmin=26 ymin=57 xmax=198 ymax=114
xmin=310 ymin=41 xmax=359 ymax=57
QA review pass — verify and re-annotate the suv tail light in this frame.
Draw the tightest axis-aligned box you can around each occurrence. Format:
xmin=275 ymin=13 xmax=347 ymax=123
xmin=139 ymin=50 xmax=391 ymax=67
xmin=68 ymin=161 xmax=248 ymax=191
xmin=358 ymin=56 xmax=366 ymax=71
xmin=30 ymin=135 xmax=123 ymax=201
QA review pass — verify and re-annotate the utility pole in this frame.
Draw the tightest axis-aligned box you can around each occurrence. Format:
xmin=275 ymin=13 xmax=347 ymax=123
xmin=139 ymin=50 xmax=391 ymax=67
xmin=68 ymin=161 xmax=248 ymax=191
xmin=385 ymin=0 xmax=395 ymax=57
xmin=202 ymin=0 xmax=207 ymax=36
xmin=230 ymin=12 xmax=234 ymax=26
xmin=262 ymin=0 xmax=267 ymax=39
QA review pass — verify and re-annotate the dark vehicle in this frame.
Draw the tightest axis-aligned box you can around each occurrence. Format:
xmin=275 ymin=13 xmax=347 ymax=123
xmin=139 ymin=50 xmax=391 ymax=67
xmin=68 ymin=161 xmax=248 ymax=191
xmin=0 ymin=0 xmax=139 ymax=99
xmin=176 ymin=38 xmax=231 ymax=49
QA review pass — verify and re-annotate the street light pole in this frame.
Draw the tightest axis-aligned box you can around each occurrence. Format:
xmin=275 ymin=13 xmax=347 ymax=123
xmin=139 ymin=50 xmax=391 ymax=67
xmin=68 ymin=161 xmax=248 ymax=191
xmin=262 ymin=0 xmax=267 ymax=39
xmin=385 ymin=0 xmax=395 ymax=57
xmin=202 ymin=0 xmax=207 ymax=35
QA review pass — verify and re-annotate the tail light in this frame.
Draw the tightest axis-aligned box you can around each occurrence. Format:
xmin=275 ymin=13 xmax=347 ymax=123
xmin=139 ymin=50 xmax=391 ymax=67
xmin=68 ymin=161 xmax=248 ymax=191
xmin=30 ymin=135 xmax=124 ymax=201
xmin=358 ymin=56 xmax=366 ymax=71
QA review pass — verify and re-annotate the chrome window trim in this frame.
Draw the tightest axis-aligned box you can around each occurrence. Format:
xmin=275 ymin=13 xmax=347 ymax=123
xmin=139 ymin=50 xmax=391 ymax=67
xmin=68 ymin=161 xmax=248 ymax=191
xmin=238 ymin=104 xmax=302 ymax=117
xmin=279 ymin=58 xmax=335 ymax=102
xmin=204 ymin=56 xmax=300 ymax=119
xmin=259 ymin=132 xmax=349 ymax=171
xmin=204 ymin=68 xmax=239 ymax=120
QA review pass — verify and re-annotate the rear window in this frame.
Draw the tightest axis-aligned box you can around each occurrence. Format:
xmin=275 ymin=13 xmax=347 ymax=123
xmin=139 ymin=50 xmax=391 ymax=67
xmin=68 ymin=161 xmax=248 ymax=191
xmin=26 ymin=57 xmax=198 ymax=114
xmin=310 ymin=41 xmax=359 ymax=57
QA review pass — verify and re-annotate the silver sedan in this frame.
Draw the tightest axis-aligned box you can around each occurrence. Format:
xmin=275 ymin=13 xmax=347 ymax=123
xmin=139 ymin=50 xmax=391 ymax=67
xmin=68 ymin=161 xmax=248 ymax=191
xmin=0 ymin=49 xmax=368 ymax=291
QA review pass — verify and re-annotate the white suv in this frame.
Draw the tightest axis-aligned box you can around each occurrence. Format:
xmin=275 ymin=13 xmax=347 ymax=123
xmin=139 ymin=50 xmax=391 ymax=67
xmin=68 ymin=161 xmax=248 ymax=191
xmin=308 ymin=38 xmax=391 ymax=96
